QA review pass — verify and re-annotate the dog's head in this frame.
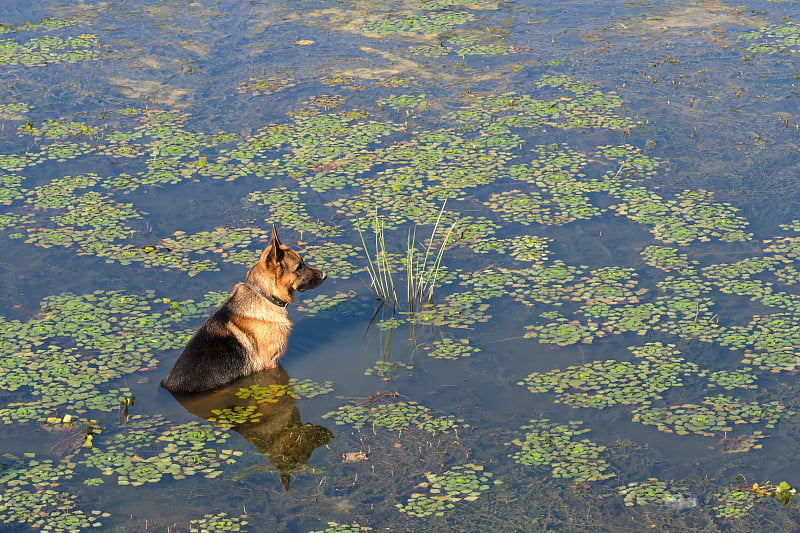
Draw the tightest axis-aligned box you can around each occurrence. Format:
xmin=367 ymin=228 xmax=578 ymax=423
xmin=247 ymin=225 xmax=326 ymax=304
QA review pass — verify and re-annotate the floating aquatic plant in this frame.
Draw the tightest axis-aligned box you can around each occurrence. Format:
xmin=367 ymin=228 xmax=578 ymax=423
xmin=322 ymin=399 xmax=463 ymax=434
xmin=707 ymin=369 xmax=758 ymax=390
xmin=288 ymin=378 xmax=336 ymax=399
xmin=631 ymin=394 xmax=790 ymax=437
xmin=235 ymin=385 xmax=289 ymax=404
xmin=609 ymin=189 xmax=752 ymax=245
xmin=508 ymin=419 xmax=615 ymax=482
xmin=568 ymin=267 xmax=646 ymax=305
xmin=503 ymin=234 xmax=553 ymax=262
xmin=188 ymin=512 xmax=249 ymax=532
xmin=0 ymin=79 xmax=644 ymax=284
xmin=0 ymin=173 xmax=26 ymax=204
xmin=237 ymin=76 xmax=296 ymax=96
xmin=408 ymin=293 xmax=491 ymax=328
xmin=713 ymin=488 xmax=755 ymax=519
xmin=207 ymin=406 xmax=263 ymax=428
xmin=518 ymin=343 xmax=700 ymax=408
xmin=640 ymin=245 xmax=698 ymax=274
xmin=362 ymin=360 xmax=414 ymax=378
xmin=741 ymin=23 xmax=800 ymax=56
xmin=0 ymin=289 xmax=222 ymax=423
xmin=299 ymin=243 xmax=364 ymax=280
xmin=235 ymin=379 xmax=333 ymax=403
xmin=0 ymin=33 xmax=101 ymax=67
xmin=308 ymin=522 xmax=373 ymax=533
xmin=509 ymin=261 xmax=585 ymax=307
xmin=618 ymin=478 xmax=697 ymax=509
xmin=424 ymin=337 xmax=480 ymax=359
xmin=741 ymin=346 xmax=800 ymax=373
xmin=364 ymin=12 xmax=476 ymax=37
xmin=248 ymin=187 xmax=340 ymax=237
xmin=485 ymin=188 xmax=600 ymax=227
xmin=523 ymin=311 xmax=604 ymax=346
xmin=0 ymin=486 xmax=110 ymax=533
xmin=710 ymin=481 xmax=796 ymax=519
xmin=396 ymin=464 xmax=502 ymax=518
xmin=0 ymin=17 xmax=76 ymax=35
xmin=81 ymin=417 xmax=243 ymax=485
xmin=295 ymin=291 xmax=365 ymax=317
xmin=0 ymin=454 xmax=110 ymax=532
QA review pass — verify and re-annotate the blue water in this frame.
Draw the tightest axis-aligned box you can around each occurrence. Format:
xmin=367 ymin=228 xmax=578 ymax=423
xmin=2 ymin=0 xmax=800 ymax=531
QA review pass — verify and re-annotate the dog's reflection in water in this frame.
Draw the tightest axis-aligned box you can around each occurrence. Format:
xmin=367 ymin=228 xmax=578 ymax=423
xmin=167 ymin=366 xmax=333 ymax=490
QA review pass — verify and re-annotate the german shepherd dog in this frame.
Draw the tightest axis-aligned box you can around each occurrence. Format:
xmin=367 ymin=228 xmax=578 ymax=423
xmin=161 ymin=226 xmax=326 ymax=394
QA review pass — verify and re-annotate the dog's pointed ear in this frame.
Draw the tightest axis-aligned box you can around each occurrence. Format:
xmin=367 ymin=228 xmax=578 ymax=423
xmin=260 ymin=225 xmax=284 ymax=264
xmin=270 ymin=224 xmax=281 ymax=246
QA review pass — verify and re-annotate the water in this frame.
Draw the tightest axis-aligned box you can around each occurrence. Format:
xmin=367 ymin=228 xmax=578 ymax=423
xmin=2 ymin=0 xmax=800 ymax=531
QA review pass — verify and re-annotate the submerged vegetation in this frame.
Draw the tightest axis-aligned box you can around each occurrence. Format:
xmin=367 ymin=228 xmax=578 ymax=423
xmin=2 ymin=3 xmax=800 ymax=531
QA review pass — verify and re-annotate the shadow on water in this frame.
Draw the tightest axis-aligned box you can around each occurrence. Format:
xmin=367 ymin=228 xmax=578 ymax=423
xmin=167 ymin=366 xmax=333 ymax=491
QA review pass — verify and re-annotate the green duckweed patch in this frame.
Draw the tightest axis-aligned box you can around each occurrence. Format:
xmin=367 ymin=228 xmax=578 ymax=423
xmin=618 ymin=478 xmax=695 ymax=508
xmin=363 ymin=12 xmax=476 ymax=37
xmin=208 ymin=405 xmax=263 ymax=428
xmin=322 ymin=399 xmax=464 ymax=434
xmin=0 ymin=33 xmax=101 ymax=67
xmin=713 ymin=488 xmax=756 ymax=519
xmin=707 ymin=369 xmax=758 ymax=390
xmin=0 ymin=454 xmax=110 ymax=532
xmin=188 ymin=512 xmax=249 ymax=532
xmin=0 ymin=289 xmax=223 ymax=423
xmin=309 ymin=522 xmax=373 ymax=533
xmin=640 ymin=245 xmax=698 ymax=274
xmin=609 ymin=189 xmax=752 ymax=245
xmin=0 ymin=486 xmax=110 ymax=533
xmin=518 ymin=343 xmax=700 ymax=408
xmin=424 ymin=337 xmax=480 ymax=359
xmin=508 ymin=419 xmax=615 ymax=482
xmin=0 ymin=77 xmax=651 ymax=281
xmin=81 ymin=417 xmax=243 ymax=485
xmin=235 ymin=379 xmax=334 ymax=403
xmin=631 ymin=394 xmax=790 ymax=437
xmin=741 ymin=23 xmax=800 ymax=56
xmin=295 ymin=291 xmax=365 ymax=317
xmin=523 ymin=311 xmax=604 ymax=346
xmin=238 ymin=76 xmax=296 ymax=96
xmin=0 ymin=17 xmax=76 ymax=35
xmin=396 ymin=464 xmax=502 ymax=518
xmin=362 ymin=360 xmax=414 ymax=378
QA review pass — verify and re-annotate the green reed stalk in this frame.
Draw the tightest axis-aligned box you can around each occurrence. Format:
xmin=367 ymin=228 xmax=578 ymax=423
xmin=357 ymin=215 xmax=397 ymax=306
xmin=407 ymin=201 xmax=456 ymax=310
xmin=359 ymin=203 xmax=454 ymax=312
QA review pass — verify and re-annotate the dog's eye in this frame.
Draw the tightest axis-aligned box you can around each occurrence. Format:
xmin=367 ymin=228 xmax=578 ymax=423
xmin=294 ymin=263 xmax=304 ymax=274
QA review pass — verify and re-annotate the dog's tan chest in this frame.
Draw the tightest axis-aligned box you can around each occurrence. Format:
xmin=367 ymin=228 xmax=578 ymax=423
xmin=226 ymin=315 xmax=292 ymax=372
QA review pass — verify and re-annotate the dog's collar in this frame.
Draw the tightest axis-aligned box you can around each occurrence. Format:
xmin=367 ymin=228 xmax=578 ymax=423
xmin=247 ymin=283 xmax=288 ymax=308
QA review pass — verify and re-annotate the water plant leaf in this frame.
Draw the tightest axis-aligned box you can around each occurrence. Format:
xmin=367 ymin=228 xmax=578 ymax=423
xmin=188 ymin=512 xmax=249 ymax=532
xmin=518 ymin=343 xmax=699 ymax=408
xmin=508 ymin=419 xmax=615 ymax=482
xmin=81 ymin=416 xmax=243 ymax=485
xmin=424 ymin=337 xmax=480 ymax=359
xmin=631 ymin=395 xmax=791 ymax=437
xmin=308 ymin=521 xmax=373 ymax=533
xmin=396 ymin=464 xmax=502 ymax=518
xmin=618 ymin=478 xmax=697 ymax=509
xmin=322 ymin=399 xmax=463 ymax=434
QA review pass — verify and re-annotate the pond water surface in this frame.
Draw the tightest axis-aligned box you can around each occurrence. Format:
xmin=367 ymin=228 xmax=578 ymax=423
xmin=3 ymin=0 xmax=800 ymax=531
